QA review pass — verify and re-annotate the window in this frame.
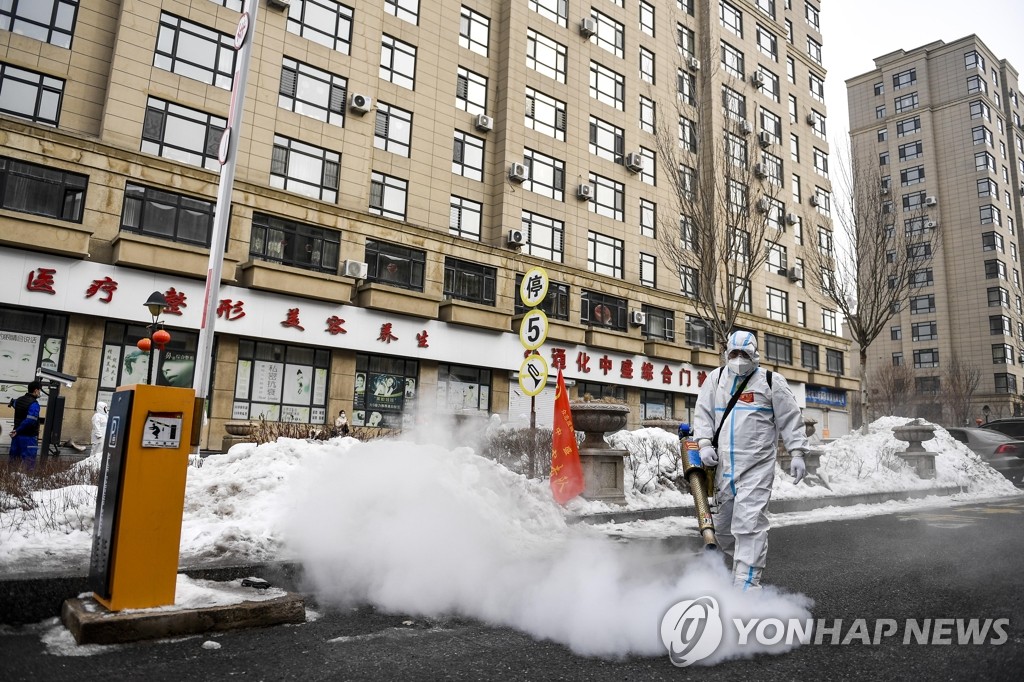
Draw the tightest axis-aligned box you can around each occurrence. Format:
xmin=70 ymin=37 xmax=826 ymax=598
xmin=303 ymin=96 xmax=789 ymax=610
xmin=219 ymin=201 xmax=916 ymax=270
xmin=876 ymin=105 xmax=887 ymax=119
xmin=909 ymin=268 xmax=933 ymax=288
xmin=915 ymin=376 xmax=939 ymax=395
xmin=879 ymin=151 xmax=890 ymax=166
xmin=677 ymin=24 xmax=695 ymax=58
xmin=380 ymin=35 xmax=416 ymax=89
xmin=373 ymin=102 xmax=413 ymax=157
xmin=721 ymin=86 xmax=745 ymax=120
xmin=992 ymin=344 xmax=1014 ymax=365
xmin=874 ymin=82 xmax=884 ymax=96
xmin=459 ymin=5 xmax=489 ymax=56
xmin=639 ymin=1 xmax=655 ymax=36
xmin=893 ymin=353 xmax=903 ymax=367
xmin=814 ymin=187 xmax=830 ymax=214
xmin=766 ymin=241 xmax=788 ymax=273
xmin=791 ymin=133 xmax=800 ymax=162
xmin=154 ymin=13 xmax=234 ymax=89
xmin=369 ymin=171 xmax=407 ymax=220
xmin=809 ymin=72 xmax=825 ymax=102
xmin=639 ymin=95 xmax=656 ymax=134
xmin=822 ymin=308 xmax=837 ymax=335
xmin=0 ymin=156 xmax=86 ymax=222
xmin=270 ymin=134 xmax=340 ymax=202
xmin=976 ymin=151 xmax=996 ymax=172
xmin=680 ymin=265 xmax=698 ymax=298
xmin=679 ymin=214 xmax=696 ymax=251
xmin=287 ymin=0 xmax=353 ymax=55
xmin=120 ymin=183 xmax=213 ymax=247
xmin=680 ymin=116 xmax=698 ymax=153
xmin=985 ymin=259 xmax=1007 ymax=280
xmin=577 ymin=381 xmax=626 ymax=402
xmin=352 ymin=353 xmax=419 ymax=428
xmin=801 ymin=343 xmax=819 ymax=370
xmin=970 ymin=99 xmax=991 ymax=121
xmin=1 ymin=0 xmax=78 ymax=48
xmin=731 ymin=276 xmax=752 ymax=313
xmin=826 ymin=349 xmax=844 ymax=374
xmin=449 ymin=195 xmax=482 ymax=240
xmin=760 ymin=107 xmax=782 ymax=143
xmin=581 ymin=290 xmax=627 ymax=330
xmin=877 ymin=128 xmax=888 ymax=142
xmin=966 ymin=75 xmax=987 ymax=95
xmin=892 ymin=68 xmax=916 ymax=90
xmin=721 ymin=41 xmax=745 ymax=79
xmin=787 ymin=56 xmax=795 ymax=84
xmin=639 ymin=147 xmax=656 ymax=186
xmin=529 ymin=0 xmax=568 ymax=27
xmin=761 ymin=151 xmax=782 ymax=185
xmin=725 ymin=131 xmax=747 ymax=166
xmin=0 ymin=62 xmax=63 ymax=127
xmin=766 ymin=287 xmax=789 ymax=322
xmin=589 ymin=173 xmax=624 ymax=221
xmin=249 ymin=212 xmax=340 ymax=275
xmin=765 ymin=334 xmax=792 ymax=364
xmin=899 ymin=141 xmax=923 ymax=161
xmin=639 ymin=390 xmax=674 ymax=421
xmin=972 ymin=125 xmax=993 ymax=147
xmin=720 ymin=1 xmax=743 ymax=37
xmin=897 ymin=116 xmax=921 ymax=137
xmin=384 ymin=0 xmax=418 ymax=23
xmin=902 ymin=191 xmax=925 ymax=212
xmin=805 ymin=2 xmax=820 ymax=29
xmin=523 ymin=148 xmax=565 ymax=201
xmin=279 ymin=58 xmax=347 ymax=127
xmin=436 ymin=363 xmax=491 ymax=416
xmin=977 ymin=178 xmax=998 ymax=197
xmin=526 ymin=87 xmax=566 ymax=141
xmin=756 ymin=25 xmax=778 ymax=61
xmin=588 ymin=231 xmax=624 ymax=278
xmin=891 ymin=325 xmax=902 ymax=340
xmin=444 ymin=257 xmax=496 ymax=305
xmin=590 ymin=116 xmax=625 ymax=162
xmin=980 ymin=204 xmax=1001 ymax=225
xmin=452 ymin=130 xmax=485 ymax=181
xmin=686 ymin=316 xmax=714 ymax=348
xmin=515 ymin=275 xmax=569 ymax=320
xmin=235 ymin=340 xmax=330 ymax=425
xmin=995 ymin=373 xmax=1019 ymax=395
xmin=366 ymin=239 xmax=425 ymax=291
xmin=759 ymin=68 xmax=781 ymax=102
xmin=988 ymin=286 xmax=1010 ymax=308
xmin=981 ymin=231 xmax=1004 ymax=252
xmin=521 ymin=210 xmax=564 ymax=262
xmin=640 ymin=199 xmax=657 ymax=238
xmin=900 ymin=166 xmax=925 ymax=186
xmin=912 ymin=321 xmax=939 ymax=341
xmin=456 ymin=67 xmax=487 ymax=115
xmin=639 ymin=253 xmax=657 ymax=288
xmin=756 ymin=0 xmax=776 ymax=19
xmin=910 ymin=295 xmax=935 ymax=315
xmin=990 ymin=315 xmax=1012 ymax=336
xmin=589 ymin=9 xmax=624 ymax=58
xmin=913 ymin=349 xmax=939 ymax=369
xmin=894 ymin=93 xmax=919 ymax=113
xmin=813 ymin=148 xmax=829 ymax=177
xmin=527 ymin=29 xmax=567 ymax=83
xmin=590 ymin=61 xmax=625 ymax=111
xmin=642 ymin=305 xmax=674 ymax=341
xmin=142 ymin=97 xmax=225 ymax=172
xmin=806 ymin=36 xmax=822 ymax=65
xmin=965 ymin=50 xmax=986 ymax=71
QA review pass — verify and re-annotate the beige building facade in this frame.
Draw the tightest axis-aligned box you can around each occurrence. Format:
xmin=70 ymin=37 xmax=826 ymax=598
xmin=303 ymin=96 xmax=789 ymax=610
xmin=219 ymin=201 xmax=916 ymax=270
xmin=848 ymin=35 xmax=1024 ymax=422
xmin=0 ymin=0 xmax=853 ymax=450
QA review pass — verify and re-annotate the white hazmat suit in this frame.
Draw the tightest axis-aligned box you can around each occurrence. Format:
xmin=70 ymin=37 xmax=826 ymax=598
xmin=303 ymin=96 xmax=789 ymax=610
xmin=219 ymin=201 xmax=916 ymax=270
xmin=693 ymin=331 xmax=808 ymax=589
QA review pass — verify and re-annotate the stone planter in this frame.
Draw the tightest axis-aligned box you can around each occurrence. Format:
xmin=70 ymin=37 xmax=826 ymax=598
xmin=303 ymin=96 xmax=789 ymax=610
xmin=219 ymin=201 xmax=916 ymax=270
xmin=221 ymin=421 xmax=256 ymax=452
xmin=640 ymin=418 xmax=681 ymax=435
xmin=777 ymin=447 xmax=823 ymax=475
xmin=892 ymin=419 xmax=937 ymax=479
xmin=569 ymin=402 xmax=630 ymax=505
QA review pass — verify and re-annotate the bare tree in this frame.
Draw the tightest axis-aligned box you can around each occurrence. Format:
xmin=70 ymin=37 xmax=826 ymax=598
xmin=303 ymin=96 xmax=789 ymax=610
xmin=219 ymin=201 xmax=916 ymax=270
xmin=652 ymin=55 xmax=784 ymax=350
xmin=802 ymin=143 xmax=941 ymax=427
xmin=869 ymin=362 xmax=916 ymax=418
xmin=942 ymin=354 xmax=981 ymax=427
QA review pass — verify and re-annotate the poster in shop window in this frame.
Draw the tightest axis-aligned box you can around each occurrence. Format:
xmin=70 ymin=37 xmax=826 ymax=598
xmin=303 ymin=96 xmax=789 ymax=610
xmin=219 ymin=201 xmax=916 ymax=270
xmin=282 ymin=363 xmax=312 ymax=405
xmin=100 ymin=345 xmax=121 ymax=389
xmin=235 ymin=360 xmax=252 ymax=398
xmin=157 ymin=350 xmax=195 ymax=388
xmin=313 ymin=368 xmax=327 ymax=405
xmin=0 ymin=331 xmax=39 ymax=383
xmin=252 ymin=361 xmax=283 ymax=403
xmin=367 ymin=373 xmax=405 ymax=411
xmin=121 ymin=344 xmax=150 ymax=385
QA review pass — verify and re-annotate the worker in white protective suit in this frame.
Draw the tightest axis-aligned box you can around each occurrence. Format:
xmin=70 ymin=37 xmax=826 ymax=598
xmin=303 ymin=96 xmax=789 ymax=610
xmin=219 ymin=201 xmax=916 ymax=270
xmin=693 ymin=331 xmax=808 ymax=590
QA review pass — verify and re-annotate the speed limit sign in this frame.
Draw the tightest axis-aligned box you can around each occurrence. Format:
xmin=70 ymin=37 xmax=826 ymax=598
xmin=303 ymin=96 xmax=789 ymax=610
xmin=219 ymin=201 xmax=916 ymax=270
xmin=519 ymin=309 xmax=549 ymax=351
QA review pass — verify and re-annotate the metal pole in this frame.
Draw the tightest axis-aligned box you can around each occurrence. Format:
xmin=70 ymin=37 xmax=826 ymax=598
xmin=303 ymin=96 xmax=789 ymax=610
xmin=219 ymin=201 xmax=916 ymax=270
xmin=148 ymin=329 xmax=155 ymax=385
xmin=192 ymin=0 xmax=259 ymax=422
xmin=529 ymin=394 xmax=536 ymax=478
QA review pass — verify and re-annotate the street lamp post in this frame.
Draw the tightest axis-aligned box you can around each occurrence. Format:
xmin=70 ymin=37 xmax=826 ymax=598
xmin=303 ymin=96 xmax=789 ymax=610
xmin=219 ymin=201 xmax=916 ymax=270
xmin=141 ymin=291 xmax=169 ymax=385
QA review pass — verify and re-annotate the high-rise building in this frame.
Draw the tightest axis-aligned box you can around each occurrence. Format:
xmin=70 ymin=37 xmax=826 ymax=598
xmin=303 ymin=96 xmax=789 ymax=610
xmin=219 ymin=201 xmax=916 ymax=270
xmin=0 ymin=0 xmax=851 ymax=449
xmin=848 ymin=35 xmax=1024 ymax=421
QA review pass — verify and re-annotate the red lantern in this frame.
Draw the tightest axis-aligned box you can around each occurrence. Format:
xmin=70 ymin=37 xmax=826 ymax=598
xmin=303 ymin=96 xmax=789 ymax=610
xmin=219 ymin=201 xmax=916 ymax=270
xmin=137 ymin=337 xmax=152 ymax=351
xmin=152 ymin=329 xmax=171 ymax=350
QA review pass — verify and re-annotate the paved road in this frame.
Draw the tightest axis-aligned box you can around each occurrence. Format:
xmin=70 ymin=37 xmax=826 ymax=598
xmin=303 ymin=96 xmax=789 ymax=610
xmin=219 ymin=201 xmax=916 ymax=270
xmin=3 ymin=497 xmax=1023 ymax=681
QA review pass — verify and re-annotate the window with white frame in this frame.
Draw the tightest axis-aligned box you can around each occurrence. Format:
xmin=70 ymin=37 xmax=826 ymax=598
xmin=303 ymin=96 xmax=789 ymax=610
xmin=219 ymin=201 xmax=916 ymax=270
xmin=640 ymin=252 xmax=657 ymax=287
xmin=385 ymin=0 xmax=418 ymax=23
xmin=591 ymin=61 xmax=625 ymax=111
xmin=142 ymin=97 xmax=224 ymax=172
xmin=529 ymin=0 xmax=568 ymax=27
xmin=279 ymin=58 xmax=347 ymax=127
xmin=756 ymin=25 xmax=777 ymax=61
xmin=639 ymin=47 xmax=656 ymax=84
xmin=767 ymin=287 xmax=788 ymax=322
xmin=589 ymin=173 xmax=624 ymax=221
xmin=456 ymin=67 xmax=487 ymax=115
xmin=523 ymin=148 xmax=565 ymax=201
xmin=640 ymin=199 xmax=656 ymax=238
xmin=590 ymin=116 xmax=624 ymax=162
xmin=720 ymin=1 xmax=742 ymax=37
xmin=270 ymin=134 xmax=340 ymax=202
xmin=459 ymin=5 xmax=489 ymax=56
xmin=588 ymin=231 xmax=624 ymax=279
xmin=522 ymin=210 xmax=564 ymax=262
xmin=287 ymin=0 xmax=353 ymax=55
xmin=590 ymin=9 xmax=624 ymax=58
xmin=0 ymin=63 xmax=64 ymax=126
xmin=369 ymin=171 xmax=407 ymax=220
xmin=380 ymin=34 xmax=416 ymax=89
xmin=721 ymin=41 xmax=745 ymax=79
xmin=373 ymin=102 xmax=412 ymax=156
xmin=526 ymin=87 xmax=566 ymax=141
xmin=640 ymin=95 xmax=656 ymax=134
xmin=155 ymin=13 xmax=234 ymax=89
xmin=452 ymin=130 xmax=484 ymax=181
xmin=527 ymin=29 xmax=567 ymax=83
xmin=449 ymin=195 xmax=482 ymax=240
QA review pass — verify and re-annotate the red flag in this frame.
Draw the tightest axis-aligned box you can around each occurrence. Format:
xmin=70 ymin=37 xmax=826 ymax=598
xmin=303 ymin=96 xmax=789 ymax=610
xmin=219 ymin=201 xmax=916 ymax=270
xmin=550 ymin=370 xmax=585 ymax=505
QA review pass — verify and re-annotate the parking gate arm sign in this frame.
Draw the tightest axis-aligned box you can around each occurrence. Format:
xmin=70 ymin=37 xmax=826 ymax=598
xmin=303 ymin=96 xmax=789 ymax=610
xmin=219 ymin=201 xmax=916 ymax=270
xmin=519 ymin=354 xmax=549 ymax=397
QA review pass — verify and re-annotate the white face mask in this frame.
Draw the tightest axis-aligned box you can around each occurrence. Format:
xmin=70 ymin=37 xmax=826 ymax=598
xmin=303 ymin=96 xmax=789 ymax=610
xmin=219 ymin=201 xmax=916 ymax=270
xmin=728 ymin=356 xmax=754 ymax=376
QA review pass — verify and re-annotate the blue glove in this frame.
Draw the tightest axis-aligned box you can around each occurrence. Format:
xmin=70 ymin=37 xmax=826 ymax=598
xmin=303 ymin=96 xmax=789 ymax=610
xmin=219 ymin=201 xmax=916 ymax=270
xmin=700 ymin=445 xmax=718 ymax=467
xmin=790 ymin=453 xmax=807 ymax=484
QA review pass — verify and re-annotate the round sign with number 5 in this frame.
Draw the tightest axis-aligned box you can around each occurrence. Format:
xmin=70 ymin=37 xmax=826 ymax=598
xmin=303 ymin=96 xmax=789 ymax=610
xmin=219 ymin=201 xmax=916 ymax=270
xmin=519 ymin=309 xmax=549 ymax=351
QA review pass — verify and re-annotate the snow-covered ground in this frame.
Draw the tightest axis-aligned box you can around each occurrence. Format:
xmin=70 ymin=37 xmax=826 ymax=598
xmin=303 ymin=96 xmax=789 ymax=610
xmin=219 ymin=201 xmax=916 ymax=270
xmin=1 ymin=415 xmax=1020 ymax=661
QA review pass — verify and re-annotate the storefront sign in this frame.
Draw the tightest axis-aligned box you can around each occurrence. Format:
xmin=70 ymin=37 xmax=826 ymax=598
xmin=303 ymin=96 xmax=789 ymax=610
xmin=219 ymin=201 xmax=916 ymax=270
xmin=806 ymin=385 xmax=847 ymax=408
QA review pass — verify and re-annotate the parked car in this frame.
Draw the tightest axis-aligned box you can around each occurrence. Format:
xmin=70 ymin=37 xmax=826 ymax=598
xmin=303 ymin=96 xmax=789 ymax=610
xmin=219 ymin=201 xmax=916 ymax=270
xmin=947 ymin=427 xmax=1024 ymax=484
xmin=980 ymin=418 xmax=1024 ymax=440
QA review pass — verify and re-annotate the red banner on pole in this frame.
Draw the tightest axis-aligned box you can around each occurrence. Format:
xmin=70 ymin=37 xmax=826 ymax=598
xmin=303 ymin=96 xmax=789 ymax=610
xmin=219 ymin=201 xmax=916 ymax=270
xmin=550 ymin=370 xmax=585 ymax=505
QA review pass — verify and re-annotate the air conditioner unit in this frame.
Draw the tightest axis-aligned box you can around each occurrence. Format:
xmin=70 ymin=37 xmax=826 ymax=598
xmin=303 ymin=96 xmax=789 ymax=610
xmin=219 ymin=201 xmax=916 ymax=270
xmin=508 ymin=162 xmax=528 ymax=182
xmin=349 ymin=92 xmax=372 ymax=114
xmin=756 ymin=197 xmax=770 ymax=213
xmin=924 ymin=220 xmax=938 ymax=229
xmin=881 ymin=185 xmax=891 ymax=195
xmin=689 ymin=56 xmax=701 ymax=71
xmin=577 ymin=183 xmax=593 ymax=200
xmin=342 ymin=259 xmax=368 ymax=279
xmin=751 ymin=72 xmax=765 ymax=88
xmin=924 ymin=195 xmax=938 ymax=206
xmin=474 ymin=113 xmax=493 ymax=132
xmin=806 ymin=113 xmax=817 ymax=125
xmin=739 ymin=120 xmax=753 ymax=135
xmin=580 ymin=17 xmax=597 ymax=37
xmin=267 ymin=0 xmax=291 ymax=9
xmin=785 ymin=213 xmax=798 ymax=225
xmin=809 ymin=195 xmax=820 ymax=207
xmin=630 ymin=310 xmax=647 ymax=326
xmin=625 ymin=152 xmax=645 ymax=172
xmin=758 ymin=131 xmax=771 ymax=148
xmin=787 ymin=266 xmax=803 ymax=282
xmin=754 ymin=163 xmax=766 ymax=178
xmin=506 ymin=229 xmax=527 ymax=247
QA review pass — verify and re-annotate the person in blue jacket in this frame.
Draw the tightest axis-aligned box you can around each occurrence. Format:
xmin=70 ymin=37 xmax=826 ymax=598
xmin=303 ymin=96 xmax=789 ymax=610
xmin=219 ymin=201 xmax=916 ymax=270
xmin=9 ymin=381 xmax=42 ymax=469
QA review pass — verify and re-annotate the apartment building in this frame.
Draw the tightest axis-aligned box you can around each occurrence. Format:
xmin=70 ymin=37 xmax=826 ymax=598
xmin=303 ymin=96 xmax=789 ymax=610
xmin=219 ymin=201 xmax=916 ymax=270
xmin=0 ymin=0 xmax=852 ymax=449
xmin=848 ymin=35 xmax=1024 ymax=421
